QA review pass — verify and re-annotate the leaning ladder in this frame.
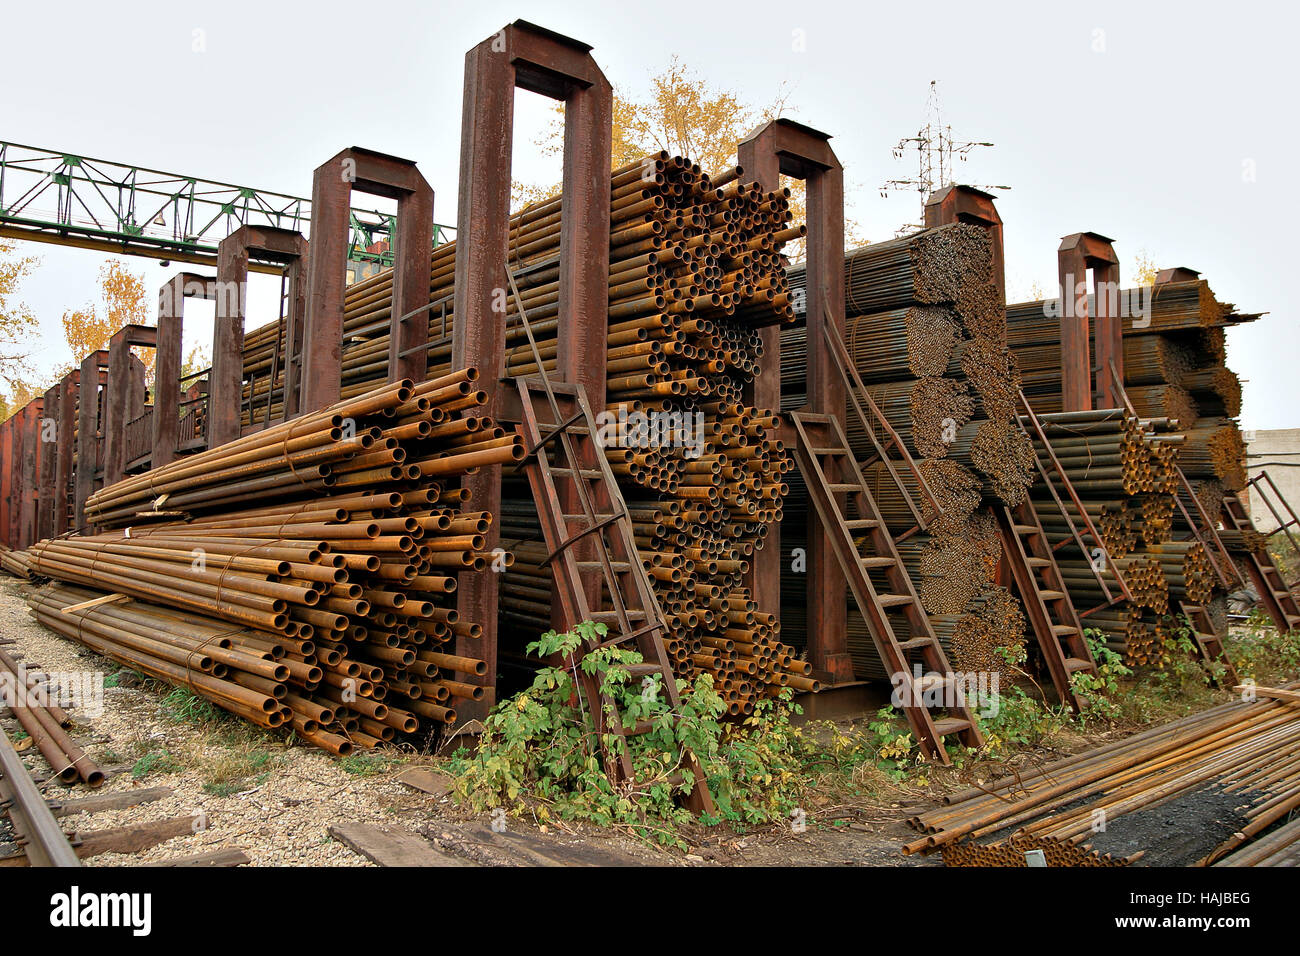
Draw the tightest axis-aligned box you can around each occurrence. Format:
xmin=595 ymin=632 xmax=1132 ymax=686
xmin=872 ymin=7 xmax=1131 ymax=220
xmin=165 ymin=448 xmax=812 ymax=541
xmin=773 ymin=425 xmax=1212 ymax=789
xmin=506 ymin=271 xmax=712 ymax=814
xmin=790 ymin=410 xmax=982 ymax=762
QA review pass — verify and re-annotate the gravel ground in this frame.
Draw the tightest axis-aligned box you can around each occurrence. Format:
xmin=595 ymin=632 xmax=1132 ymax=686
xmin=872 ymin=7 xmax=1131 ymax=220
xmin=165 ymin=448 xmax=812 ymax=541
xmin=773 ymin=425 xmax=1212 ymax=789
xmin=0 ymin=576 xmax=411 ymax=866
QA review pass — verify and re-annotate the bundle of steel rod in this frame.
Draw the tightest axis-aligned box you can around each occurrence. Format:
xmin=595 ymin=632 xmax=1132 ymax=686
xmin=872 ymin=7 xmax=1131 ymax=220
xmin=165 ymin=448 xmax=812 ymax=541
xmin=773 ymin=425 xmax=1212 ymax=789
xmin=781 ymin=224 xmax=1029 ymax=677
xmin=0 ymin=644 xmax=103 ymax=787
xmin=906 ymin=688 xmax=1300 ymax=866
xmin=26 ymin=375 xmax=519 ymax=752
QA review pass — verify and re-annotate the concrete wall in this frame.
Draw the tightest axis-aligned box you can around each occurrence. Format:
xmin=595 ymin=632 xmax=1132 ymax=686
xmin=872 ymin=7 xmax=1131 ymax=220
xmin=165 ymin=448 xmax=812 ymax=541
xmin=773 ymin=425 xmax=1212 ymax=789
xmin=1244 ymin=428 xmax=1300 ymax=531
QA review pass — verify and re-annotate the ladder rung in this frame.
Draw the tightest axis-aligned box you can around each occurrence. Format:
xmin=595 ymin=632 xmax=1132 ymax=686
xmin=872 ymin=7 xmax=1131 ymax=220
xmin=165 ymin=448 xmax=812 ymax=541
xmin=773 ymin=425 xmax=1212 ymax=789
xmin=1013 ymin=524 xmax=1040 ymax=535
xmin=913 ymin=673 xmax=952 ymax=694
xmin=590 ymin=610 xmax=646 ymax=621
xmin=826 ymin=483 xmax=860 ymax=493
xmin=877 ymin=593 xmax=914 ymax=608
xmin=1051 ymin=625 xmax=1078 ymax=636
xmin=844 ymin=519 xmax=879 ymax=530
xmin=1063 ymin=658 xmax=1095 ymax=674
xmin=931 ymin=718 xmax=972 ymax=736
xmin=859 ymin=556 xmax=897 ymax=569
xmin=576 ymin=561 xmax=631 ymax=572
xmin=896 ymin=637 xmax=936 ymax=651
xmin=1038 ymin=589 xmax=1066 ymax=601
xmin=811 ymin=446 xmax=849 ymax=456
xmin=625 ymin=663 xmax=663 ymax=678
xmin=1026 ymin=557 xmax=1051 ymax=568
xmin=549 ymin=467 xmax=604 ymax=479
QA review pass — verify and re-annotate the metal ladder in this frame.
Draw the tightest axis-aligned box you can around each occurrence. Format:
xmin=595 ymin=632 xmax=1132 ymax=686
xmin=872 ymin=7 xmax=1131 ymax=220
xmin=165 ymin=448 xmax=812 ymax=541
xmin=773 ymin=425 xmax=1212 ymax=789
xmin=995 ymin=500 xmax=1097 ymax=712
xmin=1178 ymin=599 xmax=1238 ymax=686
xmin=505 ymin=270 xmax=712 ymax=814
xmin=1223 ymin=492 xmax=1300 ymax=633
xmin=789 ymin=410 xmax=982 ymax=762
xmin=1245 ymin=471 xmax=1300 ymax=585
xmin=820 ymin=310 xmax=939 ymax=536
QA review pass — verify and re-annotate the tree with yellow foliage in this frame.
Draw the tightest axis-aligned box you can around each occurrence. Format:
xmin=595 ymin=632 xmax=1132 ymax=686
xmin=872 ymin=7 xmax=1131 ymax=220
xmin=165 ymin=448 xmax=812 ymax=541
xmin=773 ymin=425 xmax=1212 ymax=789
xmin=514 ymin=58 xmax=866 ymax=259
xmin=1131 ymin=251 xmax=1159 ymax=287
xmin=61 ymin=259 xmax=155 ymax=383
xmin=0 ymin=239 xmax=40 ymax=402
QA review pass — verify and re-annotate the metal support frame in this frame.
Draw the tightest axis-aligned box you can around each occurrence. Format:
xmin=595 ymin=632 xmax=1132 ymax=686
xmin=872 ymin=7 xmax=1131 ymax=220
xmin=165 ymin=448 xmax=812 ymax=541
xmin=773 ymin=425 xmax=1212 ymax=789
xmin=54 ymin=370 xmax=78 ymax=535
xmin=0 ymin=416 xmax=10 ymax=547
xmin=155 ymin=273 xmax=217 ymax=468
xmin=74 ymin=351 xmax=109 ymax=533
xmin=1058 ymin=232 xmax=1121 ymax=411
xmin=449 ymin=20 xmax=614 ymax=719
xmin=212 ymin=226 xmax=308 ymax=448
xmin=924 ymin=185 xmax=1005 ymax=302
xmin=38 ymin=382 xmax=58 ymax=540
xmin=102 ymin=324 xmax=157 ymax=487
xmin=303 ymin=148 xmax=435 ymax=413
xmin=18 ymin=400 xmax=41 ymax=549
xmin=737 ymin=117 xmax=849 ymax=683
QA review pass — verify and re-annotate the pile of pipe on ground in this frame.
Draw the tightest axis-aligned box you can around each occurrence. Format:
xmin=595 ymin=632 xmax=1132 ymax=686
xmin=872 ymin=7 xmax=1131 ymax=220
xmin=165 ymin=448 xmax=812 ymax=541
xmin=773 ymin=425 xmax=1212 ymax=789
xmin=782 ymin=225 xmax=1030 ymax=678
xmin=905 ymin=687 xmax=1300 ymax=867
xmin=0 ymin=645 xmax=102 ymax=787
xmin=24 ymin=374 xmax=520 ymax=754
xmin=241 ymin=154 xmax=799 ymax=715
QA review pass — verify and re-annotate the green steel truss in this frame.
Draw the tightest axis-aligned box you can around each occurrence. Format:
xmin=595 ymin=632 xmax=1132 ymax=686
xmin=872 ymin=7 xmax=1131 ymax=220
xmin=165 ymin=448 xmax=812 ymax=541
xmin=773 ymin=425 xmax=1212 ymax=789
xmin=0 ymin=140 xmax=453 ymax=272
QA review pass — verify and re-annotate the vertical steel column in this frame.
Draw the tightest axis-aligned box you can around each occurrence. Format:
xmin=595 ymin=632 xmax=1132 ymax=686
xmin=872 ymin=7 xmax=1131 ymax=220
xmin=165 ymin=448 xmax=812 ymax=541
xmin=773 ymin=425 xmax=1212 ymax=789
xmin=924 ymin=185 xmax=1005 ymax=301
xmin=0 ymin=417 xmax=10 ymax=548
xmin=451 ymin=20 xmax=613 ymax=718
xmin=102 ymin=329 xmax=131 ymax=488
xmin=154 ymin=274 xmax=216 ymax=468
xmin=302 ymin=148 xmax=435 ymax=408
xmin=75 ymin=351 xmax=108 ymax=533
xmin=739 ymin=118 xmax=850 ymax=683
xmin=19 ymin=401 xmax=41 ymax=549
xmin=1057 ymin=232 xmax=1120 ymax=411
xmin=38 ymin=383 xmax=59 ymax=540
xmin=212 ymin=236 xmax=250 ymax=448
xmin=212 ymin=227 xmax=308 ymax=447
xmin=55 ymin=371 xmax=78 ymax=535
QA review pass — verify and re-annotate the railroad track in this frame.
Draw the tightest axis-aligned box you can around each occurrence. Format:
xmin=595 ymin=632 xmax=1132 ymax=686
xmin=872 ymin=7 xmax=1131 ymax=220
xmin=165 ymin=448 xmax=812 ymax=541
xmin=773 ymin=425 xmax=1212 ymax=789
xmin=0 ymin=725 xmax=249 ymax=867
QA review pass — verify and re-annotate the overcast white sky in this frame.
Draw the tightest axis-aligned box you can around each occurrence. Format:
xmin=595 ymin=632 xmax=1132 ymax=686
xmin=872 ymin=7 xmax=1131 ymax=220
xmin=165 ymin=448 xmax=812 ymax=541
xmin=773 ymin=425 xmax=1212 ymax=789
xmin=2 ymin=0 xmax=1296 ymax=426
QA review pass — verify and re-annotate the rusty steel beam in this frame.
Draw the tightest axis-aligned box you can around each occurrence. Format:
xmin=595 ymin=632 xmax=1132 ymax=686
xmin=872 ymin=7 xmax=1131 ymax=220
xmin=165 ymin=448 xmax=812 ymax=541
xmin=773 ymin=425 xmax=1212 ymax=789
xmin=19 ymin=400 xmax=42 ymax=549
xmin=74 ymin=350 xmax=109 ymax=533
xmin=212 ymin=226 xmax=308 ymax=447
xmin=38 ymin=382 xmax=59 ymax=540
xmin=155 ymin=274 xmax=217 ymax=468
xmin=54 ymin=370 xmax=78 ymax=535
xmin=925 ymin=185 xmax=1006 ymax=302
xmin=1058 ymin=232 xmax=1120 ymax=411
xmin=739 ymin=117 xmax=850 ymax=684
xmin=303 ymin=148 xmax=435 ymax=410
xmin=1 ymin=415 xmax=12 ymax=548
xmin=450 ymin=20 xmax=614 ymax=720
xmin=102 ymin=324 xmax=157 ymax=487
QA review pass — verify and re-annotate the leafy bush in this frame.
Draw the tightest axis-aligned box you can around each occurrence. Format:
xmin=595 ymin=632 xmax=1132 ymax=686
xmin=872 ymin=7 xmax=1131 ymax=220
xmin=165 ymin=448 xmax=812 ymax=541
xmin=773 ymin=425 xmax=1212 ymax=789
xmin=448 ymin=621 xmax=809 ymax=845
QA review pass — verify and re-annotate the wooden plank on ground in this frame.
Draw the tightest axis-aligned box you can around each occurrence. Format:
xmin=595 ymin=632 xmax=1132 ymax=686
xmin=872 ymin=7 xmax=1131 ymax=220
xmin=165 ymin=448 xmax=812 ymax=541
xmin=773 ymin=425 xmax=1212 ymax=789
xmin=329 ymin=822 xmax=477 ymax=867
xmin=72 ymin=815 xmax=197 ymax=858
xmin=396 ymin=767 xmax=454 ymax=797
xmin=449 ymin=823 xmax=640 ymax=867
xmin=52 ymin=786 xmax=173 ymax=817
xmin=159 ymin=847 xmax=249 ymax=867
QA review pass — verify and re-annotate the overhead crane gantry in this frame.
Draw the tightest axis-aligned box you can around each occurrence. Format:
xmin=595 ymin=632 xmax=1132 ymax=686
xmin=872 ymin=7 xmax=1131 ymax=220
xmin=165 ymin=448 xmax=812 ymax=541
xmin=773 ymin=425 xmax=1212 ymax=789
xmin=0 ymin=140 xmax=454 ymax=273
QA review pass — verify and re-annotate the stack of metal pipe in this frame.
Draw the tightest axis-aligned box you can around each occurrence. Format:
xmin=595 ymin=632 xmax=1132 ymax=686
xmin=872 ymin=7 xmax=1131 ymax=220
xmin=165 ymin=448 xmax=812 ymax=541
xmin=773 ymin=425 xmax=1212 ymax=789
xmin=906 ymin=688 xmax=1300 ymax=867
xmin=782 ymin=224 xmax=1030 ymax=678
xmin=240 ymin=154 xmax=799 ymax=715
xmin=0 ymin=646 xmax=103 ymax=787
xmin=25 ymin=374 xmax=521 ymax=753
